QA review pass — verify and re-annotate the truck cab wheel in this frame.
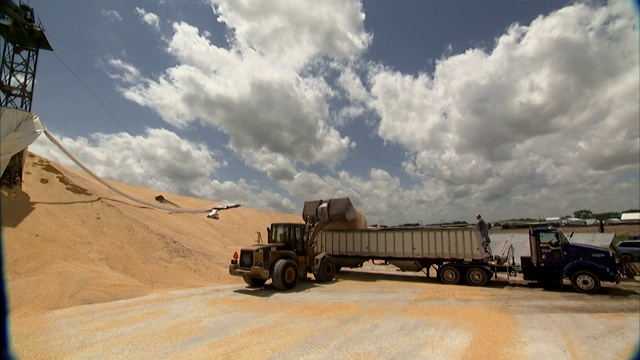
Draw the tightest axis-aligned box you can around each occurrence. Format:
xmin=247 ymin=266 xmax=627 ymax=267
xmin=273 ymin=259 xmax=299 ymax=290
xmin=570 ymin=270 xmax=601 ymax=294
xmin=439 ymin=265 xmax=462 ymax=285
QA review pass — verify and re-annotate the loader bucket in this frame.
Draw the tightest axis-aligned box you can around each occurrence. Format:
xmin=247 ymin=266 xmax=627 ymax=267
xmin=302 ymin=197 xmax=357 ymax=222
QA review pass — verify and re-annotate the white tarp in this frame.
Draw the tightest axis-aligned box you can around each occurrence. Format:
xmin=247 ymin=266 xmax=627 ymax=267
xmin=490 ymin=234 xmax=529 ymax=265
xmin=621 ymin=213 xmax=640 ymax=221
xmin=489 ymin=232 xmax=615 ymax=265
xmin=569 ymin=232 xmax=615 ymax=248
xmin=1 ymin=107 xmax=44 ymax=175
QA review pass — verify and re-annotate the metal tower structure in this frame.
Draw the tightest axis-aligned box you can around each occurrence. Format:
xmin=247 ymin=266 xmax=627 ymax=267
xmin=0 ymin=0 xmax=52 ymax=187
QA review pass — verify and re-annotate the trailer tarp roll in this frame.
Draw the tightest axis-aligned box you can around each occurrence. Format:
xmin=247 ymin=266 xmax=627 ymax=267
xmin=1 ymin=107 xmax=44 ymax=175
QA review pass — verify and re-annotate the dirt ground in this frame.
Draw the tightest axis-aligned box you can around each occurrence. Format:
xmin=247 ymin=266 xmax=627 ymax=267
xmin=10 ymin=264 xmax=640 ymax=359
xmin=2 ymin=153 xmax=639 ymax=359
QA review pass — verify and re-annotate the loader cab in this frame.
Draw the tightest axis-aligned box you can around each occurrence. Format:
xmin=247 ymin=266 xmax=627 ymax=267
xmin=268 ymin=223 xmax=306 ymax=255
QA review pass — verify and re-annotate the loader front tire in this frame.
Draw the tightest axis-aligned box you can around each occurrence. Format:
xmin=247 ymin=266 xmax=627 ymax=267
xmin=273 ymin=259 xmax=299 ymax=290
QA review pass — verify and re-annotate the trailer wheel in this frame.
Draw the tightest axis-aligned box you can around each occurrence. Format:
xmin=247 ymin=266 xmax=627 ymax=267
xmin=439 ymin=265 xmax=462 ymax=285
xmin=314 ymin=256 xmax=336 ymax=282
xmin=570 ymin=270 xmax=601 ymax=294
xmin=243 ymin=276 xmax=267 ymax=287
xmin=273 ymin=259 xmax=299 ymax=290
xmin=466 ymin=267 xmax=490 ymax=286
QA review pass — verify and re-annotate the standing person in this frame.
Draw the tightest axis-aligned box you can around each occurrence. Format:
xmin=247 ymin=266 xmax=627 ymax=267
xmin=476 ymin=214 xmax=492 ymax=258
xmin=476 ymin=214 xmax=490 ymax=243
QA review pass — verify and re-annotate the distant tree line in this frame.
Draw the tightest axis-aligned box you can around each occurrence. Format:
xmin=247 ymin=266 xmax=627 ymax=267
xmin=570 ymin=209 xmax=640 ymax=221
xmin=495 ymin=209 xmax=639 ymax=223
xmin=418 ymin=209 xmax=640 ymax=228
xmin=488 ymin=209 xmax=640 ymax=229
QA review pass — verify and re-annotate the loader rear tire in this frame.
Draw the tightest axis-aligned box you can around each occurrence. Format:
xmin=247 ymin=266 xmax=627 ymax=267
xmin=439 ymin=265 xmax=462 ymax=285
xmin=315 ymin=256 xmax=336 ymax=282
xmin=273 ymin=259 xmax=299 ymax=290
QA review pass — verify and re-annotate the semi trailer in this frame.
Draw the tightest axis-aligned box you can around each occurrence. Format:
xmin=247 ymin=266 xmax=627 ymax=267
xmin=316 ymin=226 xmax=497 ymax=287
xmin=229 ymin=198 xmax=621 ymax=294
xmin=316 ymin=226 xmax=621 ymax=293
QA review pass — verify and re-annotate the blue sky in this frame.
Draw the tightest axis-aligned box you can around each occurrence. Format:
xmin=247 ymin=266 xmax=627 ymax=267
xmin=13 ymin=0 xmax=640 ymax=225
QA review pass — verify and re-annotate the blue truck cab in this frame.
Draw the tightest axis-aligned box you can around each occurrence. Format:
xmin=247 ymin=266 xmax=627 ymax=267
xmin=520 ymin=227 xmax=620 ymax=293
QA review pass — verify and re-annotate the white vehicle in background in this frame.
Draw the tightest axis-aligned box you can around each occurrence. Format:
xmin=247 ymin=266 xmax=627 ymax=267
xmin=611 ymin=239 xmax=640 ymax=262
